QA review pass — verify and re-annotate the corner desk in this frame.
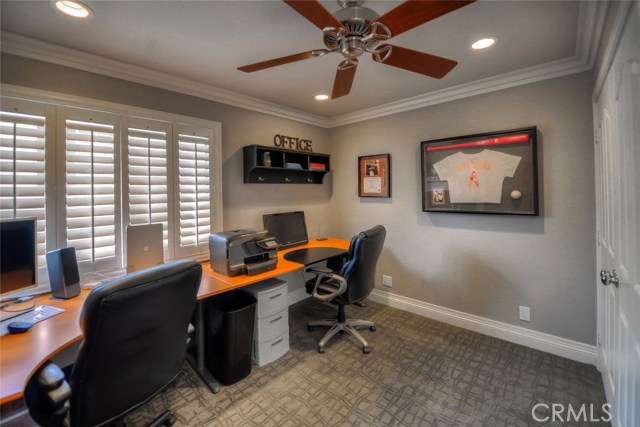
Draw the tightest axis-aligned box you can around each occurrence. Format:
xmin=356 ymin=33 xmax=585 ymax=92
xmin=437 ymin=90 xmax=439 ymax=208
xmin=0 ymin=237 xmax=350 ymax=405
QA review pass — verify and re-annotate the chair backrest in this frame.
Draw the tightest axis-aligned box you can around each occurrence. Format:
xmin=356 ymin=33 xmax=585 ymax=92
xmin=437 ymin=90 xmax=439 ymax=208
xmin=340 ymin=225 xmax=386 ymax=304
xmin=69 ymin=259 xmax=201 ymax=427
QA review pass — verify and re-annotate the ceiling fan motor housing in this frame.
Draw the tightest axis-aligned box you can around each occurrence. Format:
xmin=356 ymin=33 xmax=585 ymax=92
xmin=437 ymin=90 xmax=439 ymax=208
xmin=324 ymin=0 xmax=385 ymax=61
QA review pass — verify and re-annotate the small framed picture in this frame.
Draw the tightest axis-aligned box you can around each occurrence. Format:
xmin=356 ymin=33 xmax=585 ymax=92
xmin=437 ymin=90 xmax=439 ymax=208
xmin=358 ymin=154 xmax=391 ymax=198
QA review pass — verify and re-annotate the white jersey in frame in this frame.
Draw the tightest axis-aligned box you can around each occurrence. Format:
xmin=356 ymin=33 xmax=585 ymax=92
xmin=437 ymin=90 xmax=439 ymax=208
xmin=433 ymin=149 xmax=521 ymax=203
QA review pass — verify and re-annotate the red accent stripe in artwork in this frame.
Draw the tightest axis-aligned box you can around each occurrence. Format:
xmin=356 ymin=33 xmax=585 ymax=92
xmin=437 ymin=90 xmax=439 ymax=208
xmin=426 ymin=134 xmax=529 ymax=152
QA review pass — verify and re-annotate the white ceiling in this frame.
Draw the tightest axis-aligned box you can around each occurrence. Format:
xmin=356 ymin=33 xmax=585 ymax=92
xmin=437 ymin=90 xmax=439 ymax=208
xmin=1 ymin=1 xmax=594 ymax=123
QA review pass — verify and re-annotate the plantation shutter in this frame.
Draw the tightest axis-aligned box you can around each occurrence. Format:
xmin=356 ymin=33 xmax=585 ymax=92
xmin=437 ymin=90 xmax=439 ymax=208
xmin=175 ymin=125 xmax=215 ymax=257
xmin=61 ymin=109 xmax=121 ymax=270
xmin=124 ymin=119 xmax=172 ymax=258
xmin=0 ymin=107 xmax=48 ymax=267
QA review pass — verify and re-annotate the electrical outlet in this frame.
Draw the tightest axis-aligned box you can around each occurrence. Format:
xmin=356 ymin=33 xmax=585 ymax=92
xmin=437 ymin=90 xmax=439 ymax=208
xmin=382 ymin=275 xmax=392 ymax=288
xmin=519 ymin=306 xmax=530 ymax=322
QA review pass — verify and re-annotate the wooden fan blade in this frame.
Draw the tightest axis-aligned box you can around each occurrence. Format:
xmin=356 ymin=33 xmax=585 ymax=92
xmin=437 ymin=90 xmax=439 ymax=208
xmin=283 ymin=0 xmax=345 ymax=31
xmin=375 ymin=44 xmax=457 ymax=79
xmin=375 ymin=0 xmax=475 ymax=38
xmin=238 ymin=51 xmax=319 ymax=73
xmin=331 ymin=62 xmax=357 ymax=99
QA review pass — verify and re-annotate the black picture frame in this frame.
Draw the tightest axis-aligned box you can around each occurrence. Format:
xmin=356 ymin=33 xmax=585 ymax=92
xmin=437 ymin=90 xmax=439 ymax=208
xmin=358 ymin=154 xmax=391 ymax=198
xmin=421 ymin=127 xmax=538 ymax=215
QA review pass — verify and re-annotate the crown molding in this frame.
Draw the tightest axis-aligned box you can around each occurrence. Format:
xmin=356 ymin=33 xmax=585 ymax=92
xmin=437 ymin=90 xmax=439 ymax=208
xmin=1 ymin=0 xmax=602 ymax=129
xmin=327 ymin=54 xmax=592 ymax=127
xmin=327 ymin=0 xmax=602 ymax=127
xmin=575 ymin=0 xmax=608 ymax=70
xmin=0 ymin=32 xmax=332 ymax=128
xmin=592 ymin=0 xmax=635 ymax=102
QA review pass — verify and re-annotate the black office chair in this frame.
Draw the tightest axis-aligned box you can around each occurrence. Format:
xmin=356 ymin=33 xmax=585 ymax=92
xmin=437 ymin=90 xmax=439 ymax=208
xmin=25 ymin=259 xmax=202 ymax=427
xmin=305 ymin=225 xmax=386 ymax=354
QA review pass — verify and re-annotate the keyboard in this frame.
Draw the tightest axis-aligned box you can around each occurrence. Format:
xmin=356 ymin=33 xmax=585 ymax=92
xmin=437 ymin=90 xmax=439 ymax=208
xmin=0 ymin=305 xmax=65 ymax=336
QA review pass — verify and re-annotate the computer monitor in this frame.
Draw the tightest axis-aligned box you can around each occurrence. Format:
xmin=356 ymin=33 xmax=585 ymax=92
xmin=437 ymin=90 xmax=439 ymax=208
xmin=0 ymin=217 xmax=37 ymax=299
xmin=262 ymin=211 xmax=309 ymax=249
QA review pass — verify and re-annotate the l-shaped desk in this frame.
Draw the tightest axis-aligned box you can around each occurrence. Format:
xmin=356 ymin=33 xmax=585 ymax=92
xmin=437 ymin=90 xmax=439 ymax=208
xmin=0 ymin=237 xmax=350 ymax=405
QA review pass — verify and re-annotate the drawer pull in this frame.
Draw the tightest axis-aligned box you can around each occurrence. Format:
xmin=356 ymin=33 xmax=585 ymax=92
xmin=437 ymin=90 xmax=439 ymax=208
xmin=270 ymin=316 xmax=283 ymax=323
xmin=269 ymin=293 xmax=282 ymax=299
xmin=271 ymin=338 xmax=284 ymax=346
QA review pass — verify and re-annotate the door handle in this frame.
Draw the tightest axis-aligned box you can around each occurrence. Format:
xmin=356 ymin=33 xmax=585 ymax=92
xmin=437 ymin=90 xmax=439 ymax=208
xmin=610 ymin=269 xmax=619 ymax=288
xmin=600 ymin=269 xmax=619 ymax=288
xmin=600 ymin=269 xmax=610 ymax=285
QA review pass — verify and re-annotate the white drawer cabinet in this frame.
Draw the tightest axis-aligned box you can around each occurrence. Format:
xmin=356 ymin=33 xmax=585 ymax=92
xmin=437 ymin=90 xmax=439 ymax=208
xmin=244 ymin=278 xmax=289 ymax=366
xmin=254 ymin=331 xmax=289 ymax=366
xmin=256 ymin=307 xmax=289 ymax=342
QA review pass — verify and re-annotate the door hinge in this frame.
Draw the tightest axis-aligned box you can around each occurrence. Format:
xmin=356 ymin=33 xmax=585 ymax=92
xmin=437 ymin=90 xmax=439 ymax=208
xmin=594 ymin=127 xmax=601 ymax=144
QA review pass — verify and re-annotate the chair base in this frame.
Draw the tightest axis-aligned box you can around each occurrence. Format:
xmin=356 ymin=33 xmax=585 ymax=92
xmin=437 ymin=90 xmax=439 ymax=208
xmin=308 ymin=318 xmax=376 ymax=354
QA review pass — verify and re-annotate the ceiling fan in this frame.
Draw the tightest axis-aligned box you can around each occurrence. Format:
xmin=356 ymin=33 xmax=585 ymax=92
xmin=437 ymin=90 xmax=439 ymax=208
xmin=238 ymin=0 xmax=476 ymax=99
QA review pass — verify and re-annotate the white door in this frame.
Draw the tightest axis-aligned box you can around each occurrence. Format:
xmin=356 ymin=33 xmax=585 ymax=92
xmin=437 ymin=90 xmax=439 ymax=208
xmin=594 ymin=4 xmax=640 ymax=426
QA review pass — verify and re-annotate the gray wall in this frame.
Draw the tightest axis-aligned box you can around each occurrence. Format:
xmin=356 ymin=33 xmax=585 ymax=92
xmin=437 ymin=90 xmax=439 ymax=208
xmin=1 ymin=54 xmax=597 ymax=344
xmin=327 ymin=72 xmax=596 ymax=344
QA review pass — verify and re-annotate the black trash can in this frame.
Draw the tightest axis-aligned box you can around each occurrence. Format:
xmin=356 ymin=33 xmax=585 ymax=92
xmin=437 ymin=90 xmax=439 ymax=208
xmin=204 ymin=290 xmax=257 ymax=385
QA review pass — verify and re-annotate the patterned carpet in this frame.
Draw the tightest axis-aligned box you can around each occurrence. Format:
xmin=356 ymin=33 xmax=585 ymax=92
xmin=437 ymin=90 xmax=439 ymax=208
xmin=125 ymin=299 xmax=609 ymax=427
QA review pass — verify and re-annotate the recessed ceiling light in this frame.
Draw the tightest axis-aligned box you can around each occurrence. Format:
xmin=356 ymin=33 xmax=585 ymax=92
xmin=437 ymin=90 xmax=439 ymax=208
xmin=53 ymin=0 xmax=93 ymax=19
xmin=472 ymin=38 xmax=496 ymax=50
xmin=315 ymin=94 xmax=329 ymax=101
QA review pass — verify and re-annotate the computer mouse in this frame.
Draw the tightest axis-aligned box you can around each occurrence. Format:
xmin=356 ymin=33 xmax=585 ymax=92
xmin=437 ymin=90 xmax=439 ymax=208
xmin=7 ymin=321 xmax=33 ymax=334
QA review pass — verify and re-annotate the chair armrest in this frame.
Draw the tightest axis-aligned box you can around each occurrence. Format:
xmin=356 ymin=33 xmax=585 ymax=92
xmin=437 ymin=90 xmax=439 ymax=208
xmin=37 ymin=363 xmax=71 ymax=415
xmin=308 ymin=270 xmax=347 ymax=301
xmin=25 ymin=361 xmax=71 ymax=427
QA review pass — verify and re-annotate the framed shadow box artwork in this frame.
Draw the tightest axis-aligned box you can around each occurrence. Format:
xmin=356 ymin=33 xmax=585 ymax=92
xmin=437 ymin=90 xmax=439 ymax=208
xmin=421 ymin=127 xmax=538 ymax=215
xmin=358 ymin=154 xmax=391 ymax=198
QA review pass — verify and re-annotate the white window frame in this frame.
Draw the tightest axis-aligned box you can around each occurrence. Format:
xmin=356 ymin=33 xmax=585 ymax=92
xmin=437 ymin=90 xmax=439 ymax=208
xmin=122 ymin=116 xmax=175 ymax=261
xmin=0 ymin=98 xmax=56 ymax=285
xmin=57 ymin=106 xmax=122 ymax=273
xmin=173 ymin=123 xmax=219 ymax=258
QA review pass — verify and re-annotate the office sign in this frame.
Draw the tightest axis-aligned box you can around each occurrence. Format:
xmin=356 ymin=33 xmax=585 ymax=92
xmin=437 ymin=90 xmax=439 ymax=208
xmin=273 ymin=134 xmax=312 ymax=152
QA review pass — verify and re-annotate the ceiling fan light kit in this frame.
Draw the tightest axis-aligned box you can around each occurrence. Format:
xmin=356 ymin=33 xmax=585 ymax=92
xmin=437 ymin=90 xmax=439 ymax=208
xmin=238 ymin=0 xmax=476 ymax=99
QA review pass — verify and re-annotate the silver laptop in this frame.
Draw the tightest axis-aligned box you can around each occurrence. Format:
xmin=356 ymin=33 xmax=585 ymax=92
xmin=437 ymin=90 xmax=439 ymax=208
xmin=126 ymin=223 xmax=164 ymax=273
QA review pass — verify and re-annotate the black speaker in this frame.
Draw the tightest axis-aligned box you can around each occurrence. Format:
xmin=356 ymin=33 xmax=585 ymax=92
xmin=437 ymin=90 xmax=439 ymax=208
xmin=46 ymin=247 xmax=80 ymax=299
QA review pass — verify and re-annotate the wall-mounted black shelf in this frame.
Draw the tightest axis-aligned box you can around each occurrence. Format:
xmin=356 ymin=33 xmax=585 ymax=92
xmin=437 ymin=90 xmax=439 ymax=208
xmin=243 ymin=145 xmax=330 ymax=184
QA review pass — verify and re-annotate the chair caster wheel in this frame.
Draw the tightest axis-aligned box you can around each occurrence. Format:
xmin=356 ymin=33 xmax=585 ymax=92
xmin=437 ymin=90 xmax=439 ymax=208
xmin=370 ymin=326 xmax=376 ymax=332
xmin=363 ymin=346 xmax=371 ymax=354
xmin=308 ymin=325 xmax=314 ymax=332
xmin=318 ymin=346 xmax=325 ymax=354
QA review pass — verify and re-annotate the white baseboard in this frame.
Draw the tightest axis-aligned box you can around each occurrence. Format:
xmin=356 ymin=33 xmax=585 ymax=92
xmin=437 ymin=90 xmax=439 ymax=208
xmin=368 ymin=289 xmax=598 ymax=366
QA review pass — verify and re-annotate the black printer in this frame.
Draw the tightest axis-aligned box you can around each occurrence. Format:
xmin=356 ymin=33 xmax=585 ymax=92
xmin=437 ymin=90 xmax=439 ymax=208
xmin=209 ymin=229 xmax=279 ymax=276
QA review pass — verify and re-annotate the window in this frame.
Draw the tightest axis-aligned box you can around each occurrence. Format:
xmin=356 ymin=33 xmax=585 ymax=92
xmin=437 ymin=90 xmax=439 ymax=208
xmin=124 ymin=118 xmax=172 ymax=259
xmin=1 ymin=93 xmax=221 ymax=280
xmin=59 ymin=108 xmax=120 ymax=271
xmin=175 ymin=125 xmax=215 ymax=257
xmin=0 ymin=102 xmax=48 ymax=268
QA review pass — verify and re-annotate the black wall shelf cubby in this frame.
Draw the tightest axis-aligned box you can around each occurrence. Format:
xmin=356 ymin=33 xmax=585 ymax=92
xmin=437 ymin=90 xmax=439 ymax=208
xmin=243 ymin=145 xmax=330 ymax=184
